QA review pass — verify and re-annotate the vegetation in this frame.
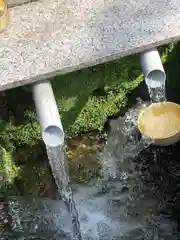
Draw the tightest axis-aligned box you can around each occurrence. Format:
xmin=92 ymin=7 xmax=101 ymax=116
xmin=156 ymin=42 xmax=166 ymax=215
xmin=0 ymin=44 xmax=174 ymax=149
xmin=0 ymin=54 xmax=143 ymax=150
xmin=0 ymin=42 xmax=178 ymax=193
xmin=0 ymin=146 xmax=19 ymax=195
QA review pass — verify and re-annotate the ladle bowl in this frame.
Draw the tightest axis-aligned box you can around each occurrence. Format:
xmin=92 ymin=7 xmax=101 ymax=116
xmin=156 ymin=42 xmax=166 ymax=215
xmin=138 ymin=102 xmax=180 ymax=146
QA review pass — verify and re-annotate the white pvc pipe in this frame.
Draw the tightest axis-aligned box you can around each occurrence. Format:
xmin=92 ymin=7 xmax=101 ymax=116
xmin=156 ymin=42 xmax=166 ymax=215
xmin=140 ymin=48 xmax=166 ymax=88
xmin=32 ymin=80 xmax=64 ymax=148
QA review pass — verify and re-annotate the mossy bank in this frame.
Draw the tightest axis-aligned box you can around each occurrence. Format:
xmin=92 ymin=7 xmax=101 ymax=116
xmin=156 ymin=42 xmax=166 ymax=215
xmin=0 ymin=44 xmax=174 ymax=146
xmin=0 ymin=42 xmax=178 ymax=192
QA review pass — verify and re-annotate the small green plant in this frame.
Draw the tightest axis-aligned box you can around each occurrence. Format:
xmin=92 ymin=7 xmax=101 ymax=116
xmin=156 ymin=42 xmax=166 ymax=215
xmin=0 ymin=146 xmax=19 ymax=190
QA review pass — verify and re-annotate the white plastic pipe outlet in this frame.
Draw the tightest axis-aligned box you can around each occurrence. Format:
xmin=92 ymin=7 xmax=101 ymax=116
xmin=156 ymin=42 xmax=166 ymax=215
xmin=32 ymin=80 xmax=64 ymax=148
xmin=140 ymin=48 xmax=166 ymax=88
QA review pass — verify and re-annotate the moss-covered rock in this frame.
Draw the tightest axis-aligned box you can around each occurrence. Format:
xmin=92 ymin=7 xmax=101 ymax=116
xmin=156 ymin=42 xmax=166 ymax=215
xmin=67 ymin=134 xmax=105 ymax=183
xmin=52 ymin=54 xmax=143 ymax=134
xmin=14 ymin=161 xmax=57 ymax=198
xmin=0 ymin=147 xmax=18 ymax=185
xmin=0 ymin=146 xmax=19 ymax=195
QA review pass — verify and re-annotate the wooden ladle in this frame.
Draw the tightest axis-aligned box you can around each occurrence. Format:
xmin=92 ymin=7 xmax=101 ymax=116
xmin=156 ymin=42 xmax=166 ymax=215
xmin=138 ymin=101 xmax=180 ymax=146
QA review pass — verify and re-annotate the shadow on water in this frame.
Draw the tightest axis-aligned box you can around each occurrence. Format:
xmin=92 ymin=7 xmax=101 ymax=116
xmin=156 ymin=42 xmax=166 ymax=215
xmin=136 ymin=143 xmax=180 ymax=224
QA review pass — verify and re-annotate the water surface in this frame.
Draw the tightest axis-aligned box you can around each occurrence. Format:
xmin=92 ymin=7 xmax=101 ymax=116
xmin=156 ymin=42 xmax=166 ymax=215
xmin=4 ymin=102 xmax=180 ymax=239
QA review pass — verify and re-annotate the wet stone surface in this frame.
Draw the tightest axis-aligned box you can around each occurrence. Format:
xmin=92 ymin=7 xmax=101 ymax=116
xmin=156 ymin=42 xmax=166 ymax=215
xmin=0 ymin=198 xmax=9 ymax=240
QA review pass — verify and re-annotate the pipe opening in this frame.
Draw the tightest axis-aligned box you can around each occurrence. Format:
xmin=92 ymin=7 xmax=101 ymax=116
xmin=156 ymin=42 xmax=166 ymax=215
xmin=43 ymin=125 xmax=64 ymax=148
xmin=146 ymin=70 xmax=165 ymax=88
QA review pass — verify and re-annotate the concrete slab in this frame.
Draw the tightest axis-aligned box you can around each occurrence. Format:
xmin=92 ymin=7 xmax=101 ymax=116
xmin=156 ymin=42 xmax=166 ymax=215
xmin=0 ymin=0 xmax=180 ymax=91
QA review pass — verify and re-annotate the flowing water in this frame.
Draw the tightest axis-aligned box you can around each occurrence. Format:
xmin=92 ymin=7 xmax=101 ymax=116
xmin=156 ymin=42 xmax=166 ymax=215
xmin=8 ymin=103 xmax=180 ymax=239
xmin=101 ymin=99 xmax=152 ymax=181
xmin=7 ymin=103 xmax=180 ymax=239
xmin=5 ymin=83 xmax=180 ymax=239
xmin=47 ymin=146 xmax=82 ymax=240
xmin=148 ymin=84 xmax=166 ymax=102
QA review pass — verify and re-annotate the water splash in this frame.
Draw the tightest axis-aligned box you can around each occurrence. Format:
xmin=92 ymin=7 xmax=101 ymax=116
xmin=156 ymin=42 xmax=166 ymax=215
xmin=9 ymin=149 xmax=179 ymax=239
xmin=7 ymin=87 xmax=179 ymax=239
xmin=8 ymin=186 xmax=144 ymax=239
xmin=8 ymin=109 xmax=180 ymax=239
xmin=148 ymin=84 xmax=166 ymax=102
xmin=101 ymin=100 xmax=152 ymax=180
xmin=47 ymin=146 xmax=82 ymax=240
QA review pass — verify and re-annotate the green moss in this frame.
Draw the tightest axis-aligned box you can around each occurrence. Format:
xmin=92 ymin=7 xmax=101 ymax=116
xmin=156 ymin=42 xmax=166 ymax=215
xmin=0 ymin=45 xmax=174 ymax=149
xmin=52 ymin=54 xmax=144 ymax=135
xmin=0 ymin=121 xmax=41 ymax=147
xmin=14 ymin=161 xmax=57 ymax=198
xmin=0 ymin=146 xmax=19 ymax=190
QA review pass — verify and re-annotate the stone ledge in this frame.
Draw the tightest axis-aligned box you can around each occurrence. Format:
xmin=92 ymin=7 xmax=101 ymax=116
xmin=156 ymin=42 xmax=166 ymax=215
xmin=1 ymin=0 xmax=180 ymax=91
xmin=7 ymin=0 xmax=39 ymax=8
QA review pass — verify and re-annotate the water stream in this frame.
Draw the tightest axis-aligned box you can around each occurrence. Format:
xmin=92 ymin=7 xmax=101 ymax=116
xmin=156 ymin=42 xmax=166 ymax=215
xmin=101 ymin=100 xmax=148 ymax=181
xmin=8 ymin=102 xmax=180 ymax=239
xmin=5 ymin=82 xmax=180 ymax=239
xmin=148 ymin=84 xmax=166 ymax=102
xmin=47 ymin=146 xmax=82 ymax=240
xmin=7 ymin=104 xmax=180 ymax=238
